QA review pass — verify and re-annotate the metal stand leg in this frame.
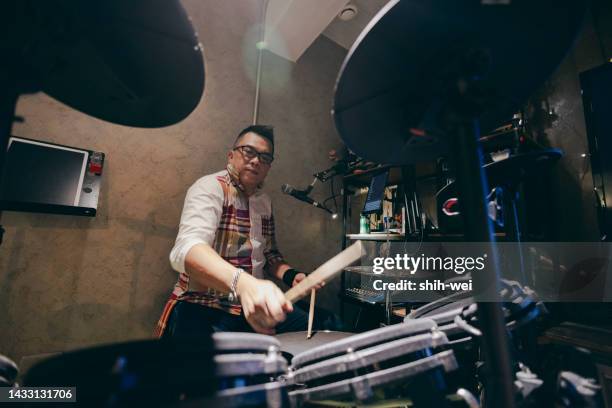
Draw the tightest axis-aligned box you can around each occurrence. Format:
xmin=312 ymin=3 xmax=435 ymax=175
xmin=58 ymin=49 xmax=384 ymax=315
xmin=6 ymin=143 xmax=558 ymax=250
xmin=340 ymin=180 xmax=349 ymax=323
xmin=503 ymin=187 xmax=527 ymax=284
xmin=448 ymin=114 xmax=515 ymax=408
xmin=384 ymin=289 xmax=391 ymax=325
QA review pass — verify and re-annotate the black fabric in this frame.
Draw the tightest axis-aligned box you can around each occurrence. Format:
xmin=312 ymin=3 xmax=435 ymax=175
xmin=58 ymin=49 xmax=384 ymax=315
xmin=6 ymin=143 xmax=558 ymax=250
xmin=282 ymin=268 xmax=300 ymax=287
xmin=164 ymin=301 xmax=342 ymax=339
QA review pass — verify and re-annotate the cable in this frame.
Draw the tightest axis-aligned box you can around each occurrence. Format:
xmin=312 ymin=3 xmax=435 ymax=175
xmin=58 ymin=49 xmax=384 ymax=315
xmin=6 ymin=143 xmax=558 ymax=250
xmin=403 ymin=190 xmax=424 ymax=256
xmin=331 ymin=177 xmax=339 ymax=213
xmin=323 ymin=194 xmax=342 ymax=207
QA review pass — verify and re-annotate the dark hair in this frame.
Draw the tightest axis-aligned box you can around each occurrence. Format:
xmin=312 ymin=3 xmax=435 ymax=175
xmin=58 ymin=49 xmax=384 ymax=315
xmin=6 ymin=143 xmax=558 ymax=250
xmin=234 ymin=125 xmax=274 ymax=153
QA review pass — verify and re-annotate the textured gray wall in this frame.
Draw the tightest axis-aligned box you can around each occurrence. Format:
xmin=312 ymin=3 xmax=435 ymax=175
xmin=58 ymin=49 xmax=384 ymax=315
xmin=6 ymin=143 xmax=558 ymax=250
xmin=523 ymin=6 xmax=611 ymax=241
xmin=0 ymin=0 xmax=346 ymax=364
xmin=258 ymin=38 xmax=346 ymax=312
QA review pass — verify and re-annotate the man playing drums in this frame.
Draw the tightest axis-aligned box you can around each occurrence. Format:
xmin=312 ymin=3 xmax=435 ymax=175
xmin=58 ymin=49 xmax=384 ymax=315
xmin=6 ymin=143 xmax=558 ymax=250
xmin=155 ymin=125 xmax=318 ymax=337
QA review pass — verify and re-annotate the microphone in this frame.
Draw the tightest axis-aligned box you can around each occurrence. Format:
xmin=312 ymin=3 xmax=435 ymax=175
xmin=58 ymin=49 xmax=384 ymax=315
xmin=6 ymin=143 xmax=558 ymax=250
xmin=281 ymin=184 xmax=331 ymax=213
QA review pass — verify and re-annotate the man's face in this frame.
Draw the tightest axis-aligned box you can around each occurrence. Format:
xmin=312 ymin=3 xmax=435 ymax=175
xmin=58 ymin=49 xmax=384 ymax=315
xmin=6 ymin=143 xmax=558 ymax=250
xmin=228 ymin=132 xmax=273 ymax=189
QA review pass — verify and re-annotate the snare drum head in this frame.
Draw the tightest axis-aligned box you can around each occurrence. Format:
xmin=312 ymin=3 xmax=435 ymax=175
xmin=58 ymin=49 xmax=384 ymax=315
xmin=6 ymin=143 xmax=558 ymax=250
xmin=275 ymin=331 xmax=353 ymax=362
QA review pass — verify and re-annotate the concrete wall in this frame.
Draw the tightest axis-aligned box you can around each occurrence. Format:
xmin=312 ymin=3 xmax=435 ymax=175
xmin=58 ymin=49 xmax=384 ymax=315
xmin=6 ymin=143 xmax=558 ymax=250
xmin=0 ymin=0 xmax=347 ymax=364
xmin=258 ymin=38 xmax=346 ymax=313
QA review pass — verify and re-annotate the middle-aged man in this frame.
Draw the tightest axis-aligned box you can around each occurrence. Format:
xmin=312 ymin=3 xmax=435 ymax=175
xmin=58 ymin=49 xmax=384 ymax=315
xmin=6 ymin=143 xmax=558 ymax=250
xmin=155 ymin=125 xmax=321 ymax=338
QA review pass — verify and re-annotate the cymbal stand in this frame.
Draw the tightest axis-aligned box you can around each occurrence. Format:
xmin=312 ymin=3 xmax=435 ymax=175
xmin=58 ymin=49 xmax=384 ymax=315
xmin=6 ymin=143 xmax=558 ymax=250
xmin=443 ymin=70 xmax=515 ymax=407
xmin=501 ymin=183 xmax=527 ymax=285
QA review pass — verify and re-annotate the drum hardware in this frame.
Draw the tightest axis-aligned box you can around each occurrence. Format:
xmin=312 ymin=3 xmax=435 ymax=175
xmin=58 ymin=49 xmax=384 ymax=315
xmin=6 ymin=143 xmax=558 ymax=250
xmin=514 ymin=363 xmax=543 ymax=400
xmin=557 ymin=371 xmax=602 ymax=407
xmin=457 ymin=387 xmax=480 ymax=408
xmin=406 ymin=280 xmax=548 ymax=404
xmin=478 ymin=362 xmax=547 ymax=408
xmin=0 ymin=354 xmax=18 ymax=386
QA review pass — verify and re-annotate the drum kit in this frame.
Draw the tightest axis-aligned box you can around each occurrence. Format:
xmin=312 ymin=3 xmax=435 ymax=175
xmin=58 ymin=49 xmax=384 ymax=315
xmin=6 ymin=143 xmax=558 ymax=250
xmin=0 ymin=276 xmax=601 ymax=407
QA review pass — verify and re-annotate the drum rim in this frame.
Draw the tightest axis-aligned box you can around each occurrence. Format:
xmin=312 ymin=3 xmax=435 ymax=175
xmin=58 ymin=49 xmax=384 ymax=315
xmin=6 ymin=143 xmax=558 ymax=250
xmin=405 ymin=279 xmax=543 ymax=330
xmin=0 ymin=355 xmax=18 ymax=382
xmin=216 ymin=380 xmax=287 ymax=406
xmin=292 ymin=330 xmax=449 ymax=383
xmin=291 ymin=318 xmax=437 ymax=368
xmin=289 ymin=350 xmax=458 ymax=403
xmin=215 ymin=354 xmax=288 ymax=377
xmin=213 ymin=332 xmax=281 ymax=352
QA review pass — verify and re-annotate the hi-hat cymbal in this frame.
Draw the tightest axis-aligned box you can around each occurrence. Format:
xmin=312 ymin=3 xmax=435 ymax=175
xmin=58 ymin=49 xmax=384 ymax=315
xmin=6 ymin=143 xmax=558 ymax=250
xmin=0 ymin=0 xmax=205 ymax=128
xmin=333 ymin=0 xmax=586 ymax=165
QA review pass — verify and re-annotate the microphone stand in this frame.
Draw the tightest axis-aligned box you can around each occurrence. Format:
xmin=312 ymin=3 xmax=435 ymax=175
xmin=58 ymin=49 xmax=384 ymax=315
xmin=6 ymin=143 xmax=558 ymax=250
xmin=284 ymin=177 xmax=336 ymax=215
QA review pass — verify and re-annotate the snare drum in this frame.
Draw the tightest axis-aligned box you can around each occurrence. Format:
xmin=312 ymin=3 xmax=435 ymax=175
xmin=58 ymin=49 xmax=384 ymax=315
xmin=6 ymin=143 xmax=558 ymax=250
xmin=286 ymin=319 xmax=459 ymax=406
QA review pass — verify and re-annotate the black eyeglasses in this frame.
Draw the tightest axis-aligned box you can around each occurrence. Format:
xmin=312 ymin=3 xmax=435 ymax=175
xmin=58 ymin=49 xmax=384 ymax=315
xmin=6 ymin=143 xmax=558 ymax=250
xmin=233 ymin=145 xmax=274 ymax=165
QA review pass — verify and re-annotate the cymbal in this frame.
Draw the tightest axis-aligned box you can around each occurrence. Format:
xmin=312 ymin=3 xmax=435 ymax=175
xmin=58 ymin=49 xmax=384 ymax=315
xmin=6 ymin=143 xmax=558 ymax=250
xmin=333 ymin=0 xmax=586 ymax=165
xmin=0 ymin=0 xmax=204 ymax=128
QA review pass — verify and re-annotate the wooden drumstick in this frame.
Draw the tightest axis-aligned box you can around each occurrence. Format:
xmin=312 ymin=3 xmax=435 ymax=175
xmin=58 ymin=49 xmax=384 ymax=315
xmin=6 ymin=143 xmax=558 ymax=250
xmin=285 ymin=241 xmax=362 ymax=303
xmin=307 ymin=289 xmax=315 ymax=339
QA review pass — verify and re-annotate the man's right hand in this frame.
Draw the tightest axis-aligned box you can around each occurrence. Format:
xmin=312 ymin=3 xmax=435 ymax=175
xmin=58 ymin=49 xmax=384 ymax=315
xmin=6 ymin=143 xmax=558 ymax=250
xmin=236 ymin=273 xmax=293 ymax=335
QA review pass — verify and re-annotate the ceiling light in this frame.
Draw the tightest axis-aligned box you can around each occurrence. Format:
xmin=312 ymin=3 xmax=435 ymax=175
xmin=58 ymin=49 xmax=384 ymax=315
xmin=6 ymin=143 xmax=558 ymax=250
xmin=338 ymin=4 xmax=358 ymax=21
